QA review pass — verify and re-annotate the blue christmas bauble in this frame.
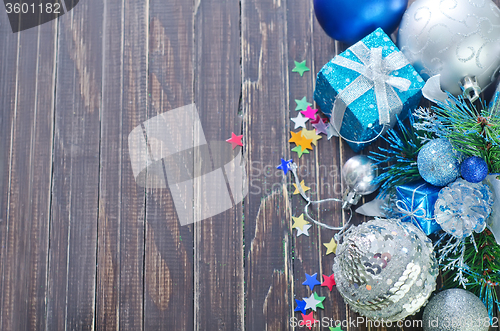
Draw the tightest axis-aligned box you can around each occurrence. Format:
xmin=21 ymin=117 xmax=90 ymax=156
xmin=313 ymin=0 xmax=408 ymax=45
xmin=461 ymin=156 xmax=489 ymax=183
xmin=417 ymin=138 xmax=462 ymax=187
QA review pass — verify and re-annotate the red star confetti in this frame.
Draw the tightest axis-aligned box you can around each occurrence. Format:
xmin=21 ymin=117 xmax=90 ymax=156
xmin=301 ymin=105 xmax=318 ymax=120
xmin=226 ymin=132 xmax=243 ymax=149
xmin=300 ymin=312 xmax=318 ymax=330
xmin=311 ymin=114 xmax=328 ymax=125
xmin=321 ymin=273 xmax=336 ymax=291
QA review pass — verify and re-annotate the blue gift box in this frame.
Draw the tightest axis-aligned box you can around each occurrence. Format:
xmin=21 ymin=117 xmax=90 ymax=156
xmin=314 ymin=28 xmax=424 ymax=152
xmin=395 ymin=180 xmax=442 ymax=235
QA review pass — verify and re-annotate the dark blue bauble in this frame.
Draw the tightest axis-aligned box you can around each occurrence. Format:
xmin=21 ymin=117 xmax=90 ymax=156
xmin=313 ymin=0 xmax=408 ymax=45
xmin=461 ymin=156 xmax=489 ymax=183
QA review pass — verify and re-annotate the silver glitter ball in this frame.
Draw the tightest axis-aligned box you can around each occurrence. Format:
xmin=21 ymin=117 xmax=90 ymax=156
xmin=341 ymin=155 xmax=380 ymax=208
xmin=333 ymin=218 xmax=438 ymax=322
xmin=423 ymin=289 xmax=489 ymax=331
xmin=398 ymin=0 xmax=500 ymax=96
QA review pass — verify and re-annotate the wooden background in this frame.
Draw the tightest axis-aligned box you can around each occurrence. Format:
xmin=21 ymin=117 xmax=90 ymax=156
xmin=0 ymin=0 xmax=498 ymax=330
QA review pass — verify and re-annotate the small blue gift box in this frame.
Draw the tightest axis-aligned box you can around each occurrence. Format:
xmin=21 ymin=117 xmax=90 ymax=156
xmin=395 ymin=180 xmax=442 ymax=235
xmin=314 ymin=28 xmax=424 ymax=152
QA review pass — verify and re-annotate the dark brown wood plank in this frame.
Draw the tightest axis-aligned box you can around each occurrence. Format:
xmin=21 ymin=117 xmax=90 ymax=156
xmin=0 ymin=13 xmax=20 ymax=331
xmin=242 ymin=0 xmax=294 ymax=329
xmin=96 ymin=0 xmax=148 ymax=329
xmin=46 ymin=2 xmax=103 ymax=329
xmin=0 ymin=19 xmax=57 ymax=331
xmin=143 ymin=0 xmax=195 ymax=329
xmin=193 ymin=0 xmax=244 ymax=329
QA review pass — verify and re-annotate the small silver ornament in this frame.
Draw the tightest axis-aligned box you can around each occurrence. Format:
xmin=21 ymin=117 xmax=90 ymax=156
xmin=398 ymin=0 xmax=500 ymax=98
xmin=341 ymin=155 xmax=379 ymax=209
xmin=422 ymin=289 xmax=490 ymax=331
xmin=333 ymin=218 xmax=438 ymax=322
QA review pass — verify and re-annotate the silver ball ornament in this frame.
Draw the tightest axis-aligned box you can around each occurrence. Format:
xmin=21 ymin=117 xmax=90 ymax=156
xmin=341 ymin=155 xmax=380 ymax=208
xmin=333 ymin=218 xmax=438 ymax=322
xmin=422 ymin=289 xmax=490 ymax=331
xmin=398 ymin=0 xmax=500 ymax=97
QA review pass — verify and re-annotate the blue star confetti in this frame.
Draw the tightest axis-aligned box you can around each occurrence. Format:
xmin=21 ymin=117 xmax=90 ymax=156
xmin=302 ymin=273 xmax=321 ymax=291
xmin=294 ymin=299 xmax=307 ymax=314
xmin=277 ymin=158 xmax=293 ymax=175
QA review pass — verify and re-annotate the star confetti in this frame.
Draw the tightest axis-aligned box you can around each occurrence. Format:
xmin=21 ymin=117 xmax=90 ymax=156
xmin=226 ymin=132 xmax=243 ymax=149
xmin=296 ymin=224 xmax=311 ymax=237
xmin=300 ymin=312 xmax=318 ymax=330
xmin=293 ymin=180 xmax=310 ymax=195
xmin=277 ymin=158 xmax=293 ymax=175
xmin=329 ymin=326 xmax=344 ymax=331
xmin=311 ymin=114 xmax=328 ymax=125
xmin=295 ymin=299 xmax=307 ymax=314
xmin=323 ymin=238 xmax=337 ymax=255
xmin=301 ymin=105 xmax=318 ymax=120
xmin=301 ymin=128 xmax=322 ymax=146
xmin=326 ymin=123 xmax=336 ymax=140
xmin=321 ymin=274 xmax=336 ymax=291
xmin=303 ymin=293 xmax=321 ymax=311
xmin=292 ymin=60 xmax=310 ymax=76
xmin=289 ymin=131 xmax=303 ymax=145
xmin=302 ymin=272 xmax=321 ymax=291
xmin=313 ymin=292 xmax=325 ymax=309
xmin=291 ymin=145 xmax=310 ymax=158
xmin=292 ymin=214 xmax=309 ymax=232
xmin=313 ymin=119 xmax=329 ymax=135
xmin=295 ymin=97 xmax=312 ymax=111
xmin=291 ymin=112 xmax=309 ymax=129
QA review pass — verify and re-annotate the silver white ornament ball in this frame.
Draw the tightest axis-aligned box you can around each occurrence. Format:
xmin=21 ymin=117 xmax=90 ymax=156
xmin=422 ymin=289 xmax=490 ymax=331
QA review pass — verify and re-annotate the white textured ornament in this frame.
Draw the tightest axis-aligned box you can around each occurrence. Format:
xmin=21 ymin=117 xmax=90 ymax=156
xmin=398 ymin=0 xmax=500 ymax=97
xmin=333 ymin=218 xmax=438 ymax=322
xmin=485 ymin=175 xmax=500 ymax=244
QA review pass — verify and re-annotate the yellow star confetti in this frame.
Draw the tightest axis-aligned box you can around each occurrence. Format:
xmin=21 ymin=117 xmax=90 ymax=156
xmin=293 ymin=180 xmax=310 ymax=195
xmin=323 ymin=238 xmax=337 ymax=255
xmin=291 ymin=214 xmax=309 ymax=231
xmin=289 ymin=131 xmax=303 ymax=145
xmin=301 ymin=128 xmax=322 ymax=146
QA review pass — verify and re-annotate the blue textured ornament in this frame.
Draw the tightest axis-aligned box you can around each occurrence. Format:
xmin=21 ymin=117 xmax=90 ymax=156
xmin=461 ymin=156 xmax=489 ymax=183
xmin=417 ymin=138 xmax=462 ymax=187
xmin=313 ymin=0 xmax=408 ymax=45
xmin=395 ymin=180 xmax=442 ymax=235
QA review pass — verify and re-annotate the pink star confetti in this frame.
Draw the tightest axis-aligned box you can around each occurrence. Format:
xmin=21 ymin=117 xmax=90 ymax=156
xmin=226 ymin=132 xmax=243 ymax=149
xmin=300 ymin=105 xmax=318 ymax=120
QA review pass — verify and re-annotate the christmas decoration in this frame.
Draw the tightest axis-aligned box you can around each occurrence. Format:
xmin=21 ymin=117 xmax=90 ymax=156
xmin=415 ymin=94 xmax=500 ymax=174
xmin=291 ymin=113 xmax=309 ymax=129
xmin=321 ymin=274 xmax=336 ymax=291
xmin=333 ymin=218 xmax=438 ymax=322
xmin=295 ymin=299 xmax=307 ymax=314
xmin=417 ymin=138 xmax=462 ymax=186
xmin=395 ymin=180 xmax=441 ymax=235
xmin=485 ymin=175 xmax=500 ymax=244
xmin=276 ymin=158 xmax=293 ymax=174
xmin=461 ymin=156 xmax=489 ymax=183
xmin=434 ymin=179 xmax=493 ymax=239
xmin=370 ymin=112 xmax=426 ymax=196
xmin=314 ymin=28 xmax=424 ymax=152
xmin=398 ymin=0 xmax=500 ymax=100
xmin=439 ymin=230 xmax=500 ymax=319
xmin=422 ymin=289 xmax=489 ymax=331
xmin=293 ymin=180 xmax=310 ymax=195
xmin=313 ymin=0 xmax=407 ymax=44
xmin=341 ymin=155 xmax=379 ymax=208
xmin=323 ymin=238 xmax=337 ymax=255
xmin=292 ymin=60 xmax=310 ymax=76
xmin=299 ymin=312 xmax=318 ymax=330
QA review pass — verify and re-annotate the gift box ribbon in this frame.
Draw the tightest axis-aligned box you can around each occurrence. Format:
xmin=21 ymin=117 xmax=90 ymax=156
xmin=331 ymin=42 xmax=411 ymax=139
xmin=396 ymin=183 xmax=435 ymax=234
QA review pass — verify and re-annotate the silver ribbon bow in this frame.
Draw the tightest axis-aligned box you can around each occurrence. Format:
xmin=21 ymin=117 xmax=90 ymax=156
xmin=331 ymin=42 xmax=411 ymax=137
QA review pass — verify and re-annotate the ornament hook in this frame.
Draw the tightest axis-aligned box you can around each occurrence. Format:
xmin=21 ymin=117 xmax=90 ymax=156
xmin=460 ymin=76 xmax=481 ymax=102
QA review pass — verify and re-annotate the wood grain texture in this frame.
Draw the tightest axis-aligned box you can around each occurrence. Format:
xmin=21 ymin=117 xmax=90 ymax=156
xmin=96 ymin=0 xmax=148 ymax=328
xmin=193 ymin=0 xmax=244 ymax=329
xmin=242 ymin=0 xmax=294 ymax=329
xmin=46 ymin=1 xmax=103 ymax=329
xmin=144 ymin=0 xmax=195 ymax=328
xmin=0 ymin=19 xmax=57 ymax=331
